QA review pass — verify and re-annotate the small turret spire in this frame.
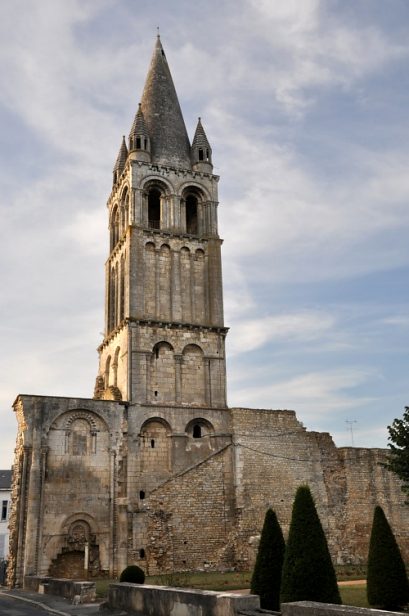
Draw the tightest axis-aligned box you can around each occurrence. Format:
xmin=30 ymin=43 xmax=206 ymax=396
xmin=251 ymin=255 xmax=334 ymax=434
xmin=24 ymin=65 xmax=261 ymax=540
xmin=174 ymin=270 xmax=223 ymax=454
xmin=113 ymin=135 xmax=128 ymax=185
xmin=129 ymin=103 xmax=151 ymax=162
xmin=191 ymin=117 xmax=213 ymax=171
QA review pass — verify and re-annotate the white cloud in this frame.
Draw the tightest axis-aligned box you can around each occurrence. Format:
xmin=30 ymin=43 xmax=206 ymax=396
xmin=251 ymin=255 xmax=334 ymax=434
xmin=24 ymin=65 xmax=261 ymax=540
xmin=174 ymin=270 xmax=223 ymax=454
xmin=229 ymin=367 xmax=376 ymax=420
xmin=227 ymin=310 xmax=335 ymax=356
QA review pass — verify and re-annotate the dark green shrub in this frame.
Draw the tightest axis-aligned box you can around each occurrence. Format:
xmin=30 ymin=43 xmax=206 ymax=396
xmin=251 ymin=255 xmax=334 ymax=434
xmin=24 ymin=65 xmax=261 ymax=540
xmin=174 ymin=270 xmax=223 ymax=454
xmin=119 ymin=564 xmax=145 ymax=584
xmin=251 ymin=508 xmax=285 ymax=610
xmin=280 ymin=485 xmax=341 ymax=605
xmin=367 ymin=505 xmax=409 ymax=610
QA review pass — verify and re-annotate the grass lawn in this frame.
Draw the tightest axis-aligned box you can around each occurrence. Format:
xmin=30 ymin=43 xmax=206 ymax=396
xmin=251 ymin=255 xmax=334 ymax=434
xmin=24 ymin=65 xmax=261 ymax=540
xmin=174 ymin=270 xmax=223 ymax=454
xmin=339 ymin=583 xmax=368 ymax=608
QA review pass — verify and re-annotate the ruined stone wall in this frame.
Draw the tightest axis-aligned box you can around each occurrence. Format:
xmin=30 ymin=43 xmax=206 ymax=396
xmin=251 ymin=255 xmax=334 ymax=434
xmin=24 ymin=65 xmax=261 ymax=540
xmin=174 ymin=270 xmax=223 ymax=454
xmin=9 ymin=398 xmax=409 ymax=586
xmin=339 ymin=447 xmax=409 ymax=563
xmin=230 ymin=407 xmax=409 ymax=568
xmin=129 ymin=444 xmax=236 ymax=575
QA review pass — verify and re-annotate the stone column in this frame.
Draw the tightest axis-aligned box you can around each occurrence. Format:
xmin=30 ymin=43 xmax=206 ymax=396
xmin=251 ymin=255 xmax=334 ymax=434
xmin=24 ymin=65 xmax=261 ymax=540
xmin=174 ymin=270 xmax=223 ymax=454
xmin=189 ymin=250 xmax=194 ymax=323
xmin=15 ymin=446 xmax=30 ymax=586
xmin=145 ymin=352 xmax=152 ymax=403
xmin=35 ymin=447 xmax=48 ymax=575
xmin=109 ymin=450 xmax=117 ymax=577
xmin=23 ymin=428 xmax=42 ymax=577
xmin=171 ymin=249 xmax=182 ymax=321
xmin=155 ymin=247 xmax=160 ymax=317
xmin=204 ymin=358 xmax=212 ymax=407
xmin=204 ymin=250 xmax=210 ymax=324
xmin=174 ymin=355 xmax=183 ymax=404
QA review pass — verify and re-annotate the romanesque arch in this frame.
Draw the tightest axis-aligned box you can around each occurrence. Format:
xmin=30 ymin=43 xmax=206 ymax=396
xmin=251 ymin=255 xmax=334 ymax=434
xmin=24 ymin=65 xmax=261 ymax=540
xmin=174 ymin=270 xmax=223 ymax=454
xmin=120 ymin=186 xmax=129 ymax=232
xmin=185 ymin=417 xmax=214 ymax=439
xmin=150 ymin=341 xmax=175 ymax=404
xmin=48 ymin=513 xmax=102 ymax=579
xmin=139 ymin=417 xmax=172 ymax=474
xmin=181 ymin=344 xmax=205 ymax=405
xmin=181 ymin=185 xmax=206 ymax=235
xmin=142 ymin=178 xmax=171 ymax=230
xmin=110 ymin=204 xmax=120 ymax=250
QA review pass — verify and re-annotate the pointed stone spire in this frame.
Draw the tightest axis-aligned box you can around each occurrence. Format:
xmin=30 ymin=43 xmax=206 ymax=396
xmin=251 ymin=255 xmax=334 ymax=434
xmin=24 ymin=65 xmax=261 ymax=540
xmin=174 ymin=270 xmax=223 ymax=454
xmin=129 ymin=103 xmax=151 ymax=162
xmin=139 ymin=35 xmax=191 ymax=168
xmin=113 ymin=136 xmax=128 ymax=184
xmin=191 ymin=117 xmax=213 ymax=172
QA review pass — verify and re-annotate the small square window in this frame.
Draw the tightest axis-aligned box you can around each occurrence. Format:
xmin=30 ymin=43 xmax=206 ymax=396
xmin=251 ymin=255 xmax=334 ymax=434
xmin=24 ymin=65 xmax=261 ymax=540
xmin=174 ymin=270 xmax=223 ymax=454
xmin=1 ymin=500 xmax=8 ymax=521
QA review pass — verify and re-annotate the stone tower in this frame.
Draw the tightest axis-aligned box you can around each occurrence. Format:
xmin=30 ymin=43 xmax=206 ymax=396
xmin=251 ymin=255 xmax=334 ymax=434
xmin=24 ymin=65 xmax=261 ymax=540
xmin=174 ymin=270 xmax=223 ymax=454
xmin=94 ymin=36 xmax=227 ymax=409
xmin=8 ymin=35 xmax=409 ymax=588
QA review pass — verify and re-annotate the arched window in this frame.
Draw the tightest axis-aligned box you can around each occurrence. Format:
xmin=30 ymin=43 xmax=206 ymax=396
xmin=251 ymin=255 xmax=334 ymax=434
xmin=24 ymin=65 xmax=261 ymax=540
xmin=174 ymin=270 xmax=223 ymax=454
xmin=185 ymin=418 xmax=214 ymax=440
xmin=112 ymin=347 xmax=120 ymax=387
xmin=148 ymin=189 xmax=161 ymax=229
xmin=70 ymin=419 xmax=95 ymax=456
xmin=186 ymin=195 xmax=198 ymax=235
xmin=119 ymin=254 xmax=125 ymax=322
xmin=110 ymin=206 xmax=120 ymax=250
xmin=115 ymin=262 xmax=119 ymax=327
xmin=105 ymin=356 xmax=111 ymax=388
xmin=121 ymin=188 xmax=129 ymax=231
xmin=108 ymin=267 xmax=115 ymax=332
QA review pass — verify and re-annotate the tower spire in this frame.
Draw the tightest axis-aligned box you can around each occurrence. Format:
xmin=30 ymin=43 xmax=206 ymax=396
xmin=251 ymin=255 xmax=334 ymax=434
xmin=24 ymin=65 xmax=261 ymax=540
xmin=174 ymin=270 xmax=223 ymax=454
xmin=191 ymin=117 xmax=213 ymax=171
xmin=138 ymin=36 xmax=191 ymax=168
xmin=113 ymin=135 xmax=128 ymax=184
xmin=129 ymin=103 xmax=151 ymax=162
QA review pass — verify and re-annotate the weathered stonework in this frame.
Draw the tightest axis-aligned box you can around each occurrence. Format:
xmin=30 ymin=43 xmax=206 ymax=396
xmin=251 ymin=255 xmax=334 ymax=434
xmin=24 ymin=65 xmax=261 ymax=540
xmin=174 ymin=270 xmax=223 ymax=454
xmin=7 ymin=36 xmax=409 ymax=587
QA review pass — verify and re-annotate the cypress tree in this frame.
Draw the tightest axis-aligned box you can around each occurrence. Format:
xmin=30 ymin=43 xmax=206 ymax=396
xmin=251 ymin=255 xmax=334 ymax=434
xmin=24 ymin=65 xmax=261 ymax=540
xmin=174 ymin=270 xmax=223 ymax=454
xmin=367 ymin=505 xmax=409 ymax=610
xmin=280 ymin=485 xmax=341 ymax=605
xmin=250 ymin=508 xmax=285 ymax=610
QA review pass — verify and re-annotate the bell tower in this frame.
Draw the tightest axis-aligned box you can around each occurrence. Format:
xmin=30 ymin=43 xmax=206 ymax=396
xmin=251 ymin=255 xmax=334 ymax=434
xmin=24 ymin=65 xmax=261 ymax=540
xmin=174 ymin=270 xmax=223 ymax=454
xmin=94 ymin=36 xmax=227 ymax=409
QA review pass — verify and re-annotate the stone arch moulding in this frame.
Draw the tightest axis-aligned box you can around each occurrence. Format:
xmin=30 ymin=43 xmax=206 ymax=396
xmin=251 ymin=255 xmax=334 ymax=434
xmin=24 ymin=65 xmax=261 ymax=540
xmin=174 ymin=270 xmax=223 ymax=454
xmin=141 ymin=176 xmax=173 ymax=194
xmin=61 ymin=511 xmax=99 ymax=536
xmin=152 ymin=340 xmax=174 ymax=354
xmin=139 ymin=416 xmax=172 ymax=435
xmin=179 ymin=181 xmax=211 ymax=201
xmin=182 ymin=343 xmax=205 ymax=356
xmin=48 ymin=409 xmax=109 ymax=436
xmin=185 ymin=417 xmax=215 ymax=438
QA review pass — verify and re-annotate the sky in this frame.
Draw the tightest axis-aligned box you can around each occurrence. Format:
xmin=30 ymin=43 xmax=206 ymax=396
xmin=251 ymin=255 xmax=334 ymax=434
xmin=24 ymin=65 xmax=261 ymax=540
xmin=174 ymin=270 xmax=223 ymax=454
xmin=1 ymin=0 xmax=409 ymax=467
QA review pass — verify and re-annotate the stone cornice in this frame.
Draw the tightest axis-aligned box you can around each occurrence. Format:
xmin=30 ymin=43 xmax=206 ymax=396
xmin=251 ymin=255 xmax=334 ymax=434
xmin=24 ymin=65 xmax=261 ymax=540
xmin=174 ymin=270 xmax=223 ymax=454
xmin=98 ymin=318 xmax=228 ymax=351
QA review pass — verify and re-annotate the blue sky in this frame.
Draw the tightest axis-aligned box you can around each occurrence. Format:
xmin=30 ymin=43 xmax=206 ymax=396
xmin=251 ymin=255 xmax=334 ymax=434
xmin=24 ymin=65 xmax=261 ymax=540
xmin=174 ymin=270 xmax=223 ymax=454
xmin=1 ymin=0 xmax=409 ymax=467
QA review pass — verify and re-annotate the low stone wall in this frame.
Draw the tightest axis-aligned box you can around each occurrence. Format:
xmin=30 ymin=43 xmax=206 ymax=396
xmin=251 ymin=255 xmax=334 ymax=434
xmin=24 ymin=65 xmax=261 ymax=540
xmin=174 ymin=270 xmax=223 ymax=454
xmin=281 ymin=602 xmax=403 ymax=616
xmin=24 ymin=575 xmax=96 ymax=603
xmin=107 ymin=582 xmax=260 ymax=616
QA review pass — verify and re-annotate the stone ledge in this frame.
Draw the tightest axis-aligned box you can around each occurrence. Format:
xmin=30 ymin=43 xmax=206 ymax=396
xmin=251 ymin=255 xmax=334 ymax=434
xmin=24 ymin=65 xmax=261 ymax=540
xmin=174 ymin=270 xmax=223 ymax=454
xmin=24 ymin=576 xmax=96 ymax=604
xmin=108 ymin=582 xmax=260 ymax=616
xmin=281 ymin=602 xmax=403 ymax=616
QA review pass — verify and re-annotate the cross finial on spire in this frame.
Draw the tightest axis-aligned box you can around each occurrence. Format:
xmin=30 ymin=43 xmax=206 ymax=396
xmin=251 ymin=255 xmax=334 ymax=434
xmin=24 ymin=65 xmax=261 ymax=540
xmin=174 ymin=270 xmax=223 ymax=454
xmin=156 ymin=26 xmax=160 ymax=38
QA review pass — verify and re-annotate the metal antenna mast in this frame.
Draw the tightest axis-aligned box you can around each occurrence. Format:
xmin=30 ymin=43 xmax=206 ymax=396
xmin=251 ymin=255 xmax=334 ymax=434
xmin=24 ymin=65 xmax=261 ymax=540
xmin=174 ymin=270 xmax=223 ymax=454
xmin=345 ymin=419 xmax=357 ymax=446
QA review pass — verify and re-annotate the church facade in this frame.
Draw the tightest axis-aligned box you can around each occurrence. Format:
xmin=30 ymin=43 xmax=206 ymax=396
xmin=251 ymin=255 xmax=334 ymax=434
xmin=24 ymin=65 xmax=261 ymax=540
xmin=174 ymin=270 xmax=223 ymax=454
xmin=7 ymin=38 xmax=409 ymax=586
